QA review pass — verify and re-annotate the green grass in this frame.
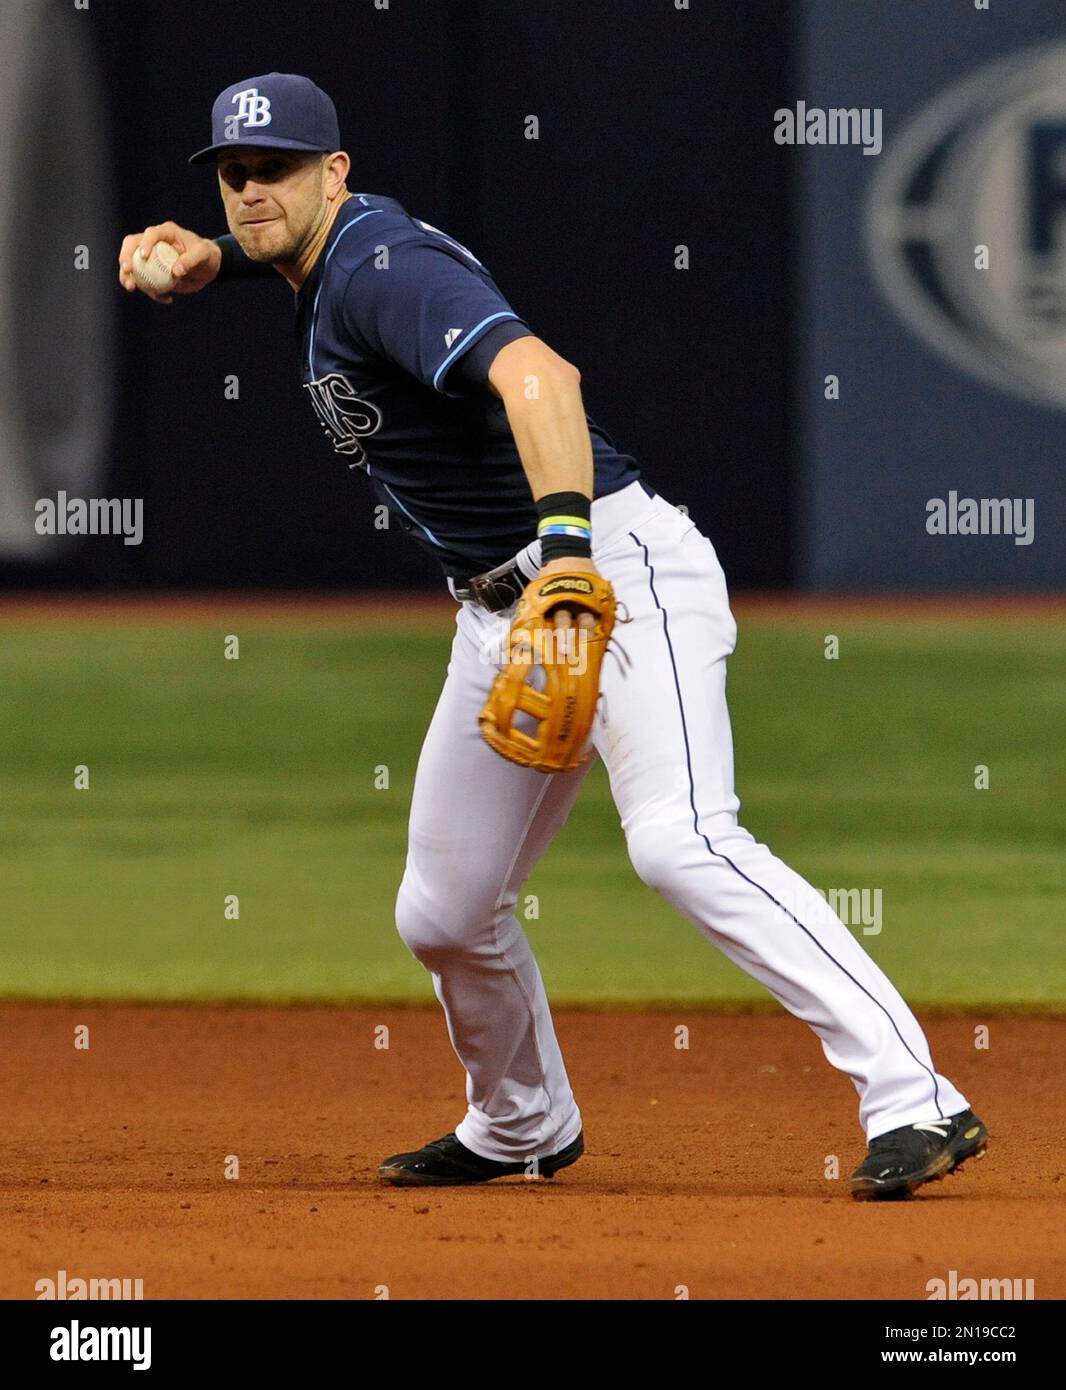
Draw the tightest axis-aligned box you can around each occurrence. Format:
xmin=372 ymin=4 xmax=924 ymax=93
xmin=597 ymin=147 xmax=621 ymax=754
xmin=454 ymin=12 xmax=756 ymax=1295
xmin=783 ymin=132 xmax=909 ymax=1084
xmin=1 ymin=618 xmax=1063 ymax=1006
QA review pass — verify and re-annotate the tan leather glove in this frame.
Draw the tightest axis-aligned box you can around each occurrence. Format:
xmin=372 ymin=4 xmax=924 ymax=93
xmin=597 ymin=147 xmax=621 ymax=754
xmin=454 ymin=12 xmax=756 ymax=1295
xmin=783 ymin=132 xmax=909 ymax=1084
xmin=479 ymin=571 xmax=617 ymax=773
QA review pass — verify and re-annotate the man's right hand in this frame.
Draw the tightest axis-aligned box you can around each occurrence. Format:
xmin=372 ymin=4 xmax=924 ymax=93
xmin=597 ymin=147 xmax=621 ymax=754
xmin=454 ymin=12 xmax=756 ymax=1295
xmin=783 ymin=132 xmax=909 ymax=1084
xmin=118 ymin=221 xmax=222 ymax=305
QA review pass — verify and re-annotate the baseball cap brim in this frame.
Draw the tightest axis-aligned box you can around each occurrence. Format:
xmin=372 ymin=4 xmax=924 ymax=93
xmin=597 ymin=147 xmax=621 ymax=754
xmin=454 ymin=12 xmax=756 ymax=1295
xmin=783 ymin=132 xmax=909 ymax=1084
xmin=188 ymin=135 xmax=333 ymax=165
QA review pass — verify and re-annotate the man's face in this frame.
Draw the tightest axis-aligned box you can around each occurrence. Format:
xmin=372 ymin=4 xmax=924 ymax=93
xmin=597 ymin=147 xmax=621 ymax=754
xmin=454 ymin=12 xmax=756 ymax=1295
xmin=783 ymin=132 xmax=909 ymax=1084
xmin=217 ymin=147 xmax=328 ymax=262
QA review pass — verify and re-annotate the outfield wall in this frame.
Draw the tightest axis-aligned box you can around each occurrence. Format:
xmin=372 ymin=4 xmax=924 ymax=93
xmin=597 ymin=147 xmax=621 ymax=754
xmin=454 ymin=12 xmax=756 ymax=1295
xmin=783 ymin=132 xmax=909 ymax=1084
xmin=797 ymin=0 xmax=1066 ymax=589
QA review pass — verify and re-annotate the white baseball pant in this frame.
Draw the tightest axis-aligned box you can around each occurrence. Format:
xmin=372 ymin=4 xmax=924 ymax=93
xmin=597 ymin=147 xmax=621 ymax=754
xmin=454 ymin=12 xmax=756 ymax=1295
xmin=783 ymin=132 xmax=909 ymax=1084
xmin=394 ymin=481 xmax=969 ymax=1161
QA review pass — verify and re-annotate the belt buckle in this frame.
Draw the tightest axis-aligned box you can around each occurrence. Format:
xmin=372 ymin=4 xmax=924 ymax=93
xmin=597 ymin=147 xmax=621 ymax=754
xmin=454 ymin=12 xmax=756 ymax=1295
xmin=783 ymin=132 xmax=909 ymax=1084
xmin=467 ymin=556 xmax=530 ymax=613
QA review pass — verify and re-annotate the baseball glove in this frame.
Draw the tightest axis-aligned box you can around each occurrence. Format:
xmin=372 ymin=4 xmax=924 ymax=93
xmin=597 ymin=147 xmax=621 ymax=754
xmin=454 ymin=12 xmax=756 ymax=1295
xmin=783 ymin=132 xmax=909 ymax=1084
xmin=479 ymin=571 xmax=617 ymax=773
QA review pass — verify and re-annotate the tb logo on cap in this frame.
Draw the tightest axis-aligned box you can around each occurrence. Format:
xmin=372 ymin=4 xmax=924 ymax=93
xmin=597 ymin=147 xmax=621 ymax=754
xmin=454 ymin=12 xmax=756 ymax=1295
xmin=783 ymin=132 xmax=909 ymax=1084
xmin=229 ymin=87 xmax=272 ymax=130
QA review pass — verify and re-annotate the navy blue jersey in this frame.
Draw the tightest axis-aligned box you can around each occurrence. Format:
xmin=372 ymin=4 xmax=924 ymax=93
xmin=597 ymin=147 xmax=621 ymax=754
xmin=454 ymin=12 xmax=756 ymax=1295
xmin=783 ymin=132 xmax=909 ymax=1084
xmin=285 ymin=193 xmax=641 ymax=579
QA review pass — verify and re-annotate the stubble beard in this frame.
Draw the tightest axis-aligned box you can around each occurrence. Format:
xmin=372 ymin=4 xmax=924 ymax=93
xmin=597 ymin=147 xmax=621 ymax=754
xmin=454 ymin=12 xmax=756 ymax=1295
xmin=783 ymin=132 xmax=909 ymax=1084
xmin=236 ymin=197 xmax=322 ymax=265
xmin=232 ymin=171 xmax=325 ymax=265
xmin=235 ymin=218 xmax=300 ymax=264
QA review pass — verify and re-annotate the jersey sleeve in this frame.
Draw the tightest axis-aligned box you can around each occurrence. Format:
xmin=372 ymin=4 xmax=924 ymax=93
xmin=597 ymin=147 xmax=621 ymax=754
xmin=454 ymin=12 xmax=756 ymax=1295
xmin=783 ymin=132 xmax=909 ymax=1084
xmin=341 ymin=240 xmax=531 ymax=396
xmin=451 ymin=319 xmax=534 ymax=388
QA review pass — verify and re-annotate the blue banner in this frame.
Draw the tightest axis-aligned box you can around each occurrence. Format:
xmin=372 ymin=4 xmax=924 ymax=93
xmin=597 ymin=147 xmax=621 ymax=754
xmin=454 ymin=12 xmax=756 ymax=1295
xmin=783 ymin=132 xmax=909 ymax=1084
xmin=798 ymin=0 xmax=1065 ymax=589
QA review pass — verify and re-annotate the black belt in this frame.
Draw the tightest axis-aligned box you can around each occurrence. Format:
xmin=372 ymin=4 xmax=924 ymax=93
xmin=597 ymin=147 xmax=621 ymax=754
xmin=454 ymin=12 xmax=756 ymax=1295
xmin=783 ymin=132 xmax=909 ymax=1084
xmin=450 ymin=555 xmax=535 ymax=612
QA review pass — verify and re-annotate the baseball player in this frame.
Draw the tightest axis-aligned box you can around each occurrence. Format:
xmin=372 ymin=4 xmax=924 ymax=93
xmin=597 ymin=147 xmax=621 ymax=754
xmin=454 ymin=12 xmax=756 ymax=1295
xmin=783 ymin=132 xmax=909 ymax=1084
xmin=119 ymin=73 xmax=987 ymax=1200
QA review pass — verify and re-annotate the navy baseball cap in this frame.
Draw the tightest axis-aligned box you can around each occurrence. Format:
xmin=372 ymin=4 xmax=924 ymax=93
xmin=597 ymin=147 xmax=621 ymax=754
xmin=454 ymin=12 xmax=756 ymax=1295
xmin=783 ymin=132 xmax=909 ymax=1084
xmin=188 ymin=72 xmax=340 ymax=165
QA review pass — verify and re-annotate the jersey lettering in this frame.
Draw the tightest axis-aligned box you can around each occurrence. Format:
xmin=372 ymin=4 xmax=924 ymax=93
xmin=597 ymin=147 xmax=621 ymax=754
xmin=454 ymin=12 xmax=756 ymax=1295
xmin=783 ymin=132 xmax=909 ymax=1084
xmin=303 ymin=373 xmax=383 ymax=465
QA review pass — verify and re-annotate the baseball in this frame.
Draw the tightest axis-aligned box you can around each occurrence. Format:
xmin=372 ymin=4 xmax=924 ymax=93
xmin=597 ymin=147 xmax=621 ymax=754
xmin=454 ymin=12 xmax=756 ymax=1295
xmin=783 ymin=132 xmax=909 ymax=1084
xmin=131 ymin=241 xmax=179 ymax=294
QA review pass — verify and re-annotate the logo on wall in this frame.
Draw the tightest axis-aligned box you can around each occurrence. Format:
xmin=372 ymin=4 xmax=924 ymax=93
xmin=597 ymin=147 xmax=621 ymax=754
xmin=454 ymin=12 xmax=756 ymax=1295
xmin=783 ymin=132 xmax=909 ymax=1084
xmin=866 ymin=42 xmax=1066 ymax=409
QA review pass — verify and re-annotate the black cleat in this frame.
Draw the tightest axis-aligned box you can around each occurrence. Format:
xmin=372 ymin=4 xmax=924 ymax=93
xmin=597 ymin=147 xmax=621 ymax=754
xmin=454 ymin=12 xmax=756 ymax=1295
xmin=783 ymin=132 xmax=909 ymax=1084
xmin=378 ymin=1130 xmax=584 ymax=1187
xmin=849 ymin=1109 xmax=989 ymax=1201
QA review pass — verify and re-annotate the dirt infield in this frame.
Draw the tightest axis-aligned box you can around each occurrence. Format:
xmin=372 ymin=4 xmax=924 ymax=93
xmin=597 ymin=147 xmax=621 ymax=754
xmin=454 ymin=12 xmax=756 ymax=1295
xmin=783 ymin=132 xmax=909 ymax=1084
xmin=0 ymin=1005 xmax=1060 ymax=1301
